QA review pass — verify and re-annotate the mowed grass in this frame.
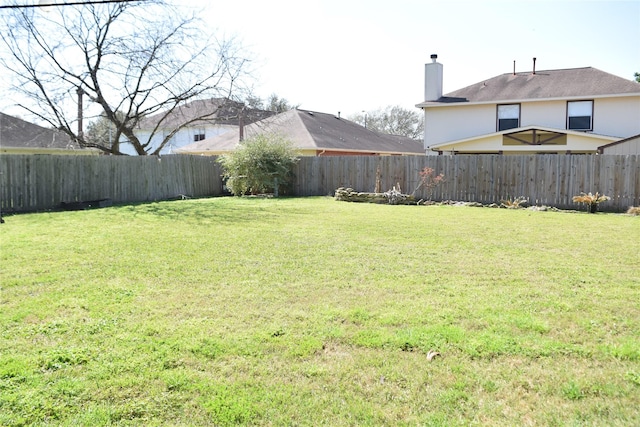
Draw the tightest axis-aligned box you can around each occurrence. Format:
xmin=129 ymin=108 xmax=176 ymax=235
xmin=1 ymin=196 xmax=639 ymax=426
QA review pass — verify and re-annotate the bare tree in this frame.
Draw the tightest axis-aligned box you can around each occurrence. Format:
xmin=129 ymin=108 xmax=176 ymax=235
xmin=350 ymin=106 xmax=424 ymax=140
xmin=0 ymin=0 xmax=252 ymax=155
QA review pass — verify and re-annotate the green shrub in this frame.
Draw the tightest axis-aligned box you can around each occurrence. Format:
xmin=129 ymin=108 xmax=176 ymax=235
xmin=217 ymin=133 xmax=298 ymax=196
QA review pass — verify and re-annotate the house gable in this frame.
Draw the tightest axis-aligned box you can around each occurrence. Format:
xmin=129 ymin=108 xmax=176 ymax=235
xmin=428 ymin=126 xmax=619 ymax=155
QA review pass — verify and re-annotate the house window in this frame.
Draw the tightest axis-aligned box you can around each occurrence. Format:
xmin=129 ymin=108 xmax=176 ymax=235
xmin=497 ymin=104 xmax=520 ymax=131
xmin=567 ymin=100 xmax=593 ymax=131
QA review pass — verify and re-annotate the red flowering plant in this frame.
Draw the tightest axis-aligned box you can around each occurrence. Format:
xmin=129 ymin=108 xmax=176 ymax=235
xmin=412 ymin=167 xmax=445 ymax=200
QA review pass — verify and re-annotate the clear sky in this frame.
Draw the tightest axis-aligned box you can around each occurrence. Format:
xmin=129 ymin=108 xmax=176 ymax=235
xmin=1 ymin=0 xmax=638 ymax=120
xmin=188 ymin=0 xmax=640 ymax=117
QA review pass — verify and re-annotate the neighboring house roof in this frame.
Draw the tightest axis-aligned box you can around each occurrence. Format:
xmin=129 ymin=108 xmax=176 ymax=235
xmin=598 ymin=133 xmax=640 ymax=155
xmin=136 ymin=98 xmax=276 ymax=130
xmin=176 ymin=109 xmax=424 ymax=156
xmin=0 ymin=112 xmax=90 ymax=153
xmin=418 ymin=67 xmax=640 ymax=106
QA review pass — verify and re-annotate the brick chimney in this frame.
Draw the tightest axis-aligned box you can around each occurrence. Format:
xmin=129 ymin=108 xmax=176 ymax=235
xmin=424 ymin=54 xmax=443 ymax=101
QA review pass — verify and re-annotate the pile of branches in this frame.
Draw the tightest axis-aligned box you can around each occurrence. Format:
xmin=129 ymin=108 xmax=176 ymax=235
xmin=334 ymin=187 xmax=417 ymax=205
xmin=383 ymin=186 xmax=413 ymax=205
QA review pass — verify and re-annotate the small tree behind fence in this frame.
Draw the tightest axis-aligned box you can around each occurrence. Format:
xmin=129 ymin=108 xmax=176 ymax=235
xmin=1 ymin=154 xmax=638 ymax=213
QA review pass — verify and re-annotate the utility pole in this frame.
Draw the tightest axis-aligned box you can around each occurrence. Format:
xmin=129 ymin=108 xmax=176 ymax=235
xmin=77 ymin=87 xmax=84 ymax=141
xmin=239 ymin=104 xmax=245 ymax=142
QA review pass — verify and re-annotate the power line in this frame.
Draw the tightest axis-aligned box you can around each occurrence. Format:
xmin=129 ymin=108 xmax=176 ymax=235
xmin=0 ymin=0 xmax=144 ymax=9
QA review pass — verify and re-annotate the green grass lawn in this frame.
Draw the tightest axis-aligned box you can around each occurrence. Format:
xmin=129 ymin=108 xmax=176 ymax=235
xmin=1 ymin=197 xmax=639 ymax=426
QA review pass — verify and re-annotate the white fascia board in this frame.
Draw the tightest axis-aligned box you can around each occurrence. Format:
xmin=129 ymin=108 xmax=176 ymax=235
xmin=426 ymin=126 xmax=620 ymax=150
xmin=314 ymin=147 xmax=424 ymax=155
xmin=417 ymin=92 xmax=640 ymax=109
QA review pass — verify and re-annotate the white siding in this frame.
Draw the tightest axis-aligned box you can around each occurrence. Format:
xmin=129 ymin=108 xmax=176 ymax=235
xmin=424 ymin=95 xmax=640 ymax=153
xmin=521 ymin=100 xmax=566 ymax=128
xmin=424 ymin=104 xmax=495 ymax=149
xmin=122 ymin=124 xmax=236 ymax=155
xmin=593 ymin=96 xmax=640 ymax=137
xmin=600 ymin=136 xmax=640 ymax=154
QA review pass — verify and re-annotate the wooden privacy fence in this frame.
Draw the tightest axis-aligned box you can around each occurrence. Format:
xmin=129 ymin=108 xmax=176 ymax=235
xmin=293 ymin=154 xmax=640 ymax=211
xmin=1 ymin=154 xmax=223 ymax=213
xmin=1 ymin=153 xmax=638 ymax=213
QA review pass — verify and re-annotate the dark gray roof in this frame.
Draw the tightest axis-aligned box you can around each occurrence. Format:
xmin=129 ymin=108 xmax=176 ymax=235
xmin=296 ymin=110 xmax=423 ymax=153
xmin=0 ymin=112 xmax=79 ymax=149
xmin=177 ymin=109 xmax=424 ymax=155
xmin=136 ymin=98 xmax=276 ymax=130
xmin=421 ymin=67 xmax=640 ymax=105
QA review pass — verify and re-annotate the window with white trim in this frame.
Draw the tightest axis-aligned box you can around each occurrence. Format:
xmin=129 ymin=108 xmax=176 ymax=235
xmin=497 ymin=104 xmax=520 ymax=131
xmin=567 ymin=100 xmax=593 ymax=131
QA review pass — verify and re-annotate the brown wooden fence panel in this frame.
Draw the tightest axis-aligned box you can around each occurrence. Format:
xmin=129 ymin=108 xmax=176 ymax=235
xmin=293 ymin=154 xmax=639 ymax=211
xmin=0 ymin=154 xmax=223 ymax=213
xmin=1 ymin=153 xmax=638 ymax=213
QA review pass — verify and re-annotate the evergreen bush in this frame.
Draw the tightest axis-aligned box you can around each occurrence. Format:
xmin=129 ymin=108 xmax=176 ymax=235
xmin=217 ymin=133 xmax=298 ymax=196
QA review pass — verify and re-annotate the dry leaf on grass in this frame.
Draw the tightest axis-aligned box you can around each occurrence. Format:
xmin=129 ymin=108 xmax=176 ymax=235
xmin=426 ymin=350 xmax=441 ymax=361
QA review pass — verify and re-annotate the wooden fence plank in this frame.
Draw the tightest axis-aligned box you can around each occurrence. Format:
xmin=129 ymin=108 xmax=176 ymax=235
xmin=1 ymin=154 xmax=638 ymax=213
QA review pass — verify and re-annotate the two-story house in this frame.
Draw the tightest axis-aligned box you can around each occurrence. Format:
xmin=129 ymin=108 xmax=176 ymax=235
xmin=121 ymin=98 xmax=274 ymax=155
xmin=417 ymin=55 xmax=640 ymax=155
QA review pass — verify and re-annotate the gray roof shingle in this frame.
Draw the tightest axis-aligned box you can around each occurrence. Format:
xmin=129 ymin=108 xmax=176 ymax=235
xmin=177 ymin=109 xmax=424 ymax=155
xmin=0 ymin=112 xmax=79 ymax=149
xmin=420 ymin=67 xmax=640 ymax=105
xmin=136 ymin=98 xmax=275 ymax=130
